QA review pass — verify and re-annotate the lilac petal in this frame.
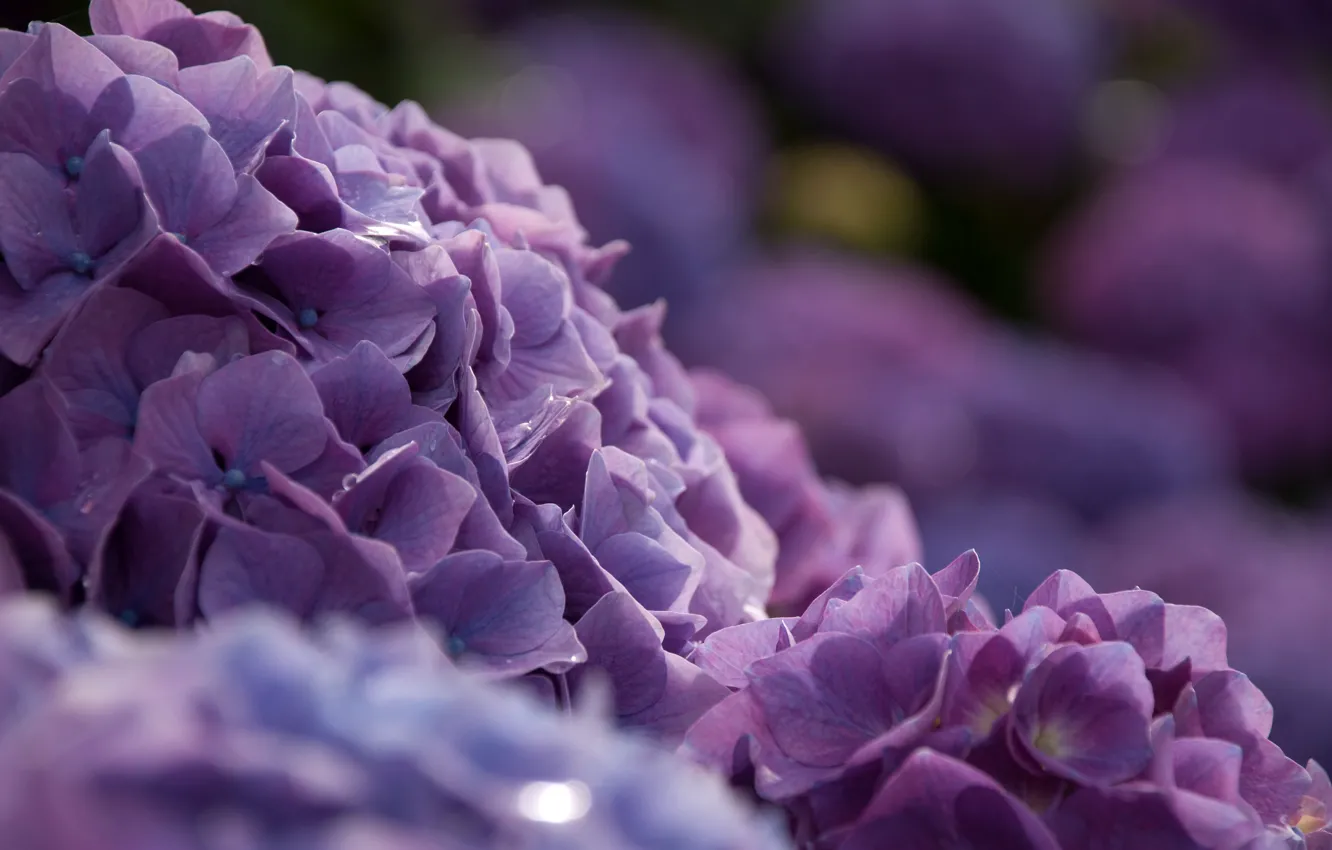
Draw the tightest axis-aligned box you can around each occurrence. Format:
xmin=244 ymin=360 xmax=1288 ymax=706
xmin=74 ymin=132 xmax=151 ymax=265
xmin=311 ymin=340 xmax=435 ymax=450
xmin=932 ymin=549 xmax=981 ymax=617
xmin=83 ymin=73 xmax=209 ymax=156
xmin=0 ymin=381 xmax=80 ymax=506
xmin=572 ymin=591 xmax=729 ymax=743
xmin=1010 ymin=642 xmax=1155 ymax=786
xmin=510 ymin=497 xmax=620 ymax=619
xmin=0 ymin=152 xmax=79 ymax=289
xmin=0 ymin=32 xmax=34 ymax=79
xmin=399 ymin=247 xmax=469 ymax=410
xmin=88 ymin=478 xmax=204 ymax=628
xmin=746 ymin=632 xmax=896 ymax=768
xmin=842 ymin=750 xmax=1061 ymax=850
xmin=334 ymin=445 xmax=475 ymax=574
xmin=130 ymin=368 xmax=218 ymax=485
xmin=134 ymin=125 xmax=237 ymax=246
xmin=692 ymin=617 xmax=799 ymax=689
xmin=594 ymin=532 xmax=699 ymax=612
xmin=45 ymin=437 xmax=152 ymax=567
xmin=1047 ymin=784 xmax=1221 ymax=850
xmin=40 ymin=286 xmax=165 ymax=443
xmin=134 ymin=10 xmax=273 ymax=72
xmin=1192 ymin=670 xmax=1312 ymax=823
xmin=125 ymin=313 xmax=250 ymax=390
xmin=1058 ymin=611 xmax=1103 ymax=645
xmin=88 ymin=0 xmax=192 ymax=38
xmin=254 ymin=153 xmax=344 ymax=232
xmin=680 ymin=689 xmax=765 ymax=779
xmin=177 ymin=57 xmax=296 ymax=172
xmin=1024 ymin=568 xmax=1099 ymax=613
xmin=85 ymin=34 xmax=179 ymax=85
xmin=198 ymin=520 xmax=325 ymax=617
xmin=0 ymin=491 xmax=76 ymax=596
xmin=1173 ymin=737 xmax=1246 ymax=804
xmin=371 ymin=422 xmax=526 ymax=560
xmin=410 ymin=550 xmax=583 ymax=676
xmin=792 ymin=566 xmax=870 ymax=640
xmin=508 ymin=400 xmax=601 ymax=509
xmin=0 ymin=23 xmax=121 ymax=122
xmin=0 ymin=265 xmax=88 ymax=366
xmin=195 ymin=352 xmax=329 ymax=477
xmin=819 ymin=562 xmax=947 ymax=649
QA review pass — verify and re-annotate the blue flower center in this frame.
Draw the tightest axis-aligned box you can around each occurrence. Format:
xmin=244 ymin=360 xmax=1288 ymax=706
xmin=297 ymin=307 xmax=319 ymax=329
xmin=118 ymin=609 xmax=140 ymax=628
xmin=172 ymin=232 xmax=188 ymax=244
xmin=67 ymin=251 xmax=94 ymax=276
xmin=446 ymin=636 xmax=467 ymax=658
xmin=222 ymin=468 xmax=247 ymax=489
xmin=64 ymin=156 xmax=84 ymax=179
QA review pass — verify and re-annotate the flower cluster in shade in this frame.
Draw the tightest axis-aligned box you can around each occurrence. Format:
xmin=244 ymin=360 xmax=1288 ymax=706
xmin=1042 ymin=69 xmax=1332 ymax=479
xmin=0 ymin=597 xmax=788 ymax=849
xmin=0 ymin=0 xmax=816 ymax=743
xmin=770 ymin=0 xmax=1105 ymax=189
xmin=682 ymin=555 xmax=1329 ymax=849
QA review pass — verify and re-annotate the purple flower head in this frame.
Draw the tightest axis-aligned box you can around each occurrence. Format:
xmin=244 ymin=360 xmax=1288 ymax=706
xmin=0 ymin=598 xmax=787 ymax=849
xmin=683 ymin=556 xmax=1311 ymax=848
xmin=690 ymin=251 xmax=1232 ymax=522
xmin=1043 ymin=159 xmax=1332 ymax=477
xmin=443 ymin=12 xmax=765 ymax=313
xmin=772 ymin=0 xmax=1104 ymax=188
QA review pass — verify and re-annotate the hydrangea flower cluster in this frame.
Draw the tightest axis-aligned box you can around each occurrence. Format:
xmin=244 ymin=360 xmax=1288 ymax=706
xmin=0 ymin=0 xmax=791 ymax=742
xmin=0 ymin=596 xmax=788 ymax=849
xmin=683 ymin=557 xmax=1326 ymax=848
xmin=771 ymin=0 xmax=1104 ymax=188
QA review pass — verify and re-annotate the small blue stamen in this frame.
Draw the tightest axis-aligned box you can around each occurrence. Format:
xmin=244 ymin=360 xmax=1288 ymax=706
xmin=446 ymin=636 xmax=467 ymax=658
xmin=67 ymin=251 xmax=94 ymax=276
xmin=64 ymin=156 xmax=84 ymax=179
xmin=222 ymin=468 xmax=247 ymax=489
xmin=297 ymin=307 xmax=319 ymax=329
xmin=118 ymin=609 xmax=140 ymax=628
xmin=172 ymin=232 xmax=188 ymax=244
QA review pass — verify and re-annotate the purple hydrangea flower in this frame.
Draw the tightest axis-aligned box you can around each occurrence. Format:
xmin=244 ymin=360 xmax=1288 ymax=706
xmin=771 ymin=0 xmax=1104 ymax=188
xmin=686 ymin=251 xmax=1232 ymax=517
xmin=683 ymin=559 xmax=1313 ymax=848
xmin=0 ymin=0 xmax=787 ymax=742
xmin=0 ymin=597 xmax=788 ymax=849
xmin=1042 ymin=159 xmax=1332 ymax=477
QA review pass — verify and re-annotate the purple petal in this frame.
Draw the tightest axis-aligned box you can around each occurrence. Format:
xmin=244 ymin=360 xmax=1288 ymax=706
xmin=410 ymin=550 xmax=583 ymax=676
xmin=1010 ymin=642 xmax=1154 ymax=786
xmin=195 ymin=352 xmax=329 ymax=477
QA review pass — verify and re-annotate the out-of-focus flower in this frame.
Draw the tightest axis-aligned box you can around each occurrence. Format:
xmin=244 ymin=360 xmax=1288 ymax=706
xmin=1043 ymin=158 xmax=1332 ymax=477
xmin=0 ymin=597 xmax=789 ymax=849
xmin=440 ymin=13 xmax=765 ymax=315
xmin=687 ymin=251 xmax=1232 ymax=518
xmin=1078 ymin=492 xmax=1332 ymax=770
xmin=772 ymin=0 xmax=1104 ymax=188
xmin=684 ymin=559 xmax=1314 ymax=848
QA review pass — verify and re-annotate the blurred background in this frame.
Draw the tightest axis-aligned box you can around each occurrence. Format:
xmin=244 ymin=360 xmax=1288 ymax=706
xmin=9 ymin=0 xmax=1332 ymax=765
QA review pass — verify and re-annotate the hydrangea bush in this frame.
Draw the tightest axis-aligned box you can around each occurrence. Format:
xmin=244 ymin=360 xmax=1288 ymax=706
xmin=0 ymin=1 xmax=1325 ymax=848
